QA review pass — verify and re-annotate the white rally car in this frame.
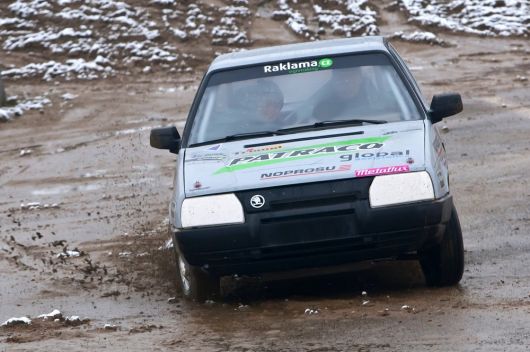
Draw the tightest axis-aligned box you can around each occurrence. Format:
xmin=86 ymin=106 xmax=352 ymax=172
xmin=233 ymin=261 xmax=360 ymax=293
xmin=151 ymin=36 xmax=464 ymax=301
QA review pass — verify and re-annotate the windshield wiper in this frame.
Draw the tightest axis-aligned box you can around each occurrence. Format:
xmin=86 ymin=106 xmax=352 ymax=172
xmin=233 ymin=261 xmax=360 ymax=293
xmin=316 ymin=119 xmax=387 ymax=126
xmin=189 ymin=131 xmax=285 ymax=148
xmin=190 ymin=119 xmax=387 ymax=148
xmin=278 ymin=119 xmax=387 ymax=133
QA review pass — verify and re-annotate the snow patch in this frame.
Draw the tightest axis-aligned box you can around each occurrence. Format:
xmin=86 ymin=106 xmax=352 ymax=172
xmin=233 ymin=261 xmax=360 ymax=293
xmin=401 ymin=304 xmax=416 ymax=313
xmin=0 ymin=96 xmax=51 ymax=122
xmin=272 ymin=0 xmax=314 ymax=39
xmin=399 ymin=0 xmax=529 ymax=37
xmin=304 ymin=308 xmax=319 ymax=315
xmin=313 ymin=0 xmax=379 ymax=37
xmin=151 ymin=0 xmax=176 ymax=5
xmin=1 ymin=0 xmax=195 ymax=80
xmin=37 ymin=309 xmax=62 ymax=320
xmin=56 ymin=250 xmax=81 ymax=258
xmin=273 ymin=0 xmax=379 ymax=39
xmin=1 ymin=317 xmax=31 ymax=327
xmin=20 ymin=202 xmax=60 ymax=210
xmin=61 ymin=93 xmax=78 ymax=100
xmin=390 ymin=30 xmax=450 ymax=46
xmin=3 ymin=28 xmax=92 ymax=50
xmin=211 ymin=2 xmax=252 ymax=46
xmin=19 ymin=149 xmax=32 ymax=157
xmin=104 ymin=323 xmax=119 ymax=331
xmin=1 ymin=58 xmax=114 ymax=81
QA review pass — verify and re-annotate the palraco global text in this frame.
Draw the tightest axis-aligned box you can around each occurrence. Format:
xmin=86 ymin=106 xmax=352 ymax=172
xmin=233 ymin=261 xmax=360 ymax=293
xmin=228 ymin=142 xmax=384 ymax=166
xmin=214 ymin=137 xmax=392 ymax=174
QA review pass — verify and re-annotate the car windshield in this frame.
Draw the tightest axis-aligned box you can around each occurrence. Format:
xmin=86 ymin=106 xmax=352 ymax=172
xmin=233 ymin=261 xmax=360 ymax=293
xmin=188 ymin=53 xmax=421 ymax=146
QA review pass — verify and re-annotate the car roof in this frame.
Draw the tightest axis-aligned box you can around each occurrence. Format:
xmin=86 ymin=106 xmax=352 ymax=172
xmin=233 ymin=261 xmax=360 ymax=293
xmin=208 ymin=36 xmax=389 ymax=72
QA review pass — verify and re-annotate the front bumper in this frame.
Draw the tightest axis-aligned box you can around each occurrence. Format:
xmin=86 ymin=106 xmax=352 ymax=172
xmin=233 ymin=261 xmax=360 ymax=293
xmin=175 ymin=183 xmax=453 ymax=276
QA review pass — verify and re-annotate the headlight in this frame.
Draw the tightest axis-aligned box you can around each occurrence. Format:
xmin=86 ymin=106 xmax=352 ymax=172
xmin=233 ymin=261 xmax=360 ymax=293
xmin=181 ymin=193 xmax=244 ymax=228
xmin=369 ymin=171 xmax=434 ymax=208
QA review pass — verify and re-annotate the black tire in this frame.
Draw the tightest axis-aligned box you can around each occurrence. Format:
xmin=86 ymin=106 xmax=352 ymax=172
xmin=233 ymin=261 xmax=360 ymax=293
xmin=419 ymin=205 xmax=464 ymax=286
xmin=176 ymin=251 xmax=220 ymax=302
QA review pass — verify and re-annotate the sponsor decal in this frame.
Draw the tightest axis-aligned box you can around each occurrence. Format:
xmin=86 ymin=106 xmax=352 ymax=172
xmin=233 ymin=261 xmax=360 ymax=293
xmin=188 ymin=186 xmax=210 ymax=192
xmin=187 ymin=152 xmax=226 ymax=163
xmin=261 ymin=165 xmax=351 ymax=179
xmin=233 ymin=144 xmax=284 ymax=156
xmin=339 ymin=149 xmax=410 ymax=162
xmin=432 ymin=134 xmax=444 ymax=156
xmin=188 ymin=180 xmax=211 ymax=192
xmin=206 ymin=144 xmax=222 ymax=151
xmin=355 ymin=165 xmax=410 ymax=178
xmin=432 ymin=128 xmax=448 ymax=189
xmin=432 ymin=132 xmax=447 ymax=168
xmin=214 ymin=136 xmax=389 ymax=174
xmin=264 ymin=57 xmax=334 ymax=75
xmin=244 ymin=144 xmax=283 ymax=154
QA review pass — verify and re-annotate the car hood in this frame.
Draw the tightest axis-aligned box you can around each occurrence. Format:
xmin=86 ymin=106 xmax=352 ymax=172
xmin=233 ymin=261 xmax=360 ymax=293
xmin=183 ymin=120 xmax=425 ymax=197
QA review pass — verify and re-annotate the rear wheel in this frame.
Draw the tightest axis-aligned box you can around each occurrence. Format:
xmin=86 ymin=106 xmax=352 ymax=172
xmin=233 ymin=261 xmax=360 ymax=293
xmin=176 ymin=252 xmax=220 ymax=302
xmin=419 ymin=206 xmax=464 ymax=286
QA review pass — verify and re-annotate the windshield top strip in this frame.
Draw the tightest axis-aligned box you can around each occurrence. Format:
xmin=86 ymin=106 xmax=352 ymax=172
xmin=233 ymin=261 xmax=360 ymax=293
xmin=207 ymin=53 xmax=390 ymax=87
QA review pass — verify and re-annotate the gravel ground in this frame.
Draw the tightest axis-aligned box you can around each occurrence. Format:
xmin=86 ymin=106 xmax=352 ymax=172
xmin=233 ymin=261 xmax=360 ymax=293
xmin=1 ymin=1 xmax=529 ymax=351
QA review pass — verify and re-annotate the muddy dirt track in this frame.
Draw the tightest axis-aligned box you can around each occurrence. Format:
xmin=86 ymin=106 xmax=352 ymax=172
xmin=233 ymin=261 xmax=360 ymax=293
xmin=1 ymin=5 xmax=530 ymax=352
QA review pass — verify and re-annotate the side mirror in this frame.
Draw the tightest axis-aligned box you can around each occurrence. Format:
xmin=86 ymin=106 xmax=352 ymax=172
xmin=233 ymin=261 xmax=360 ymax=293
xmin=429 ymin=93 xmax=463 ymax=124
xmin=150 ymin=126 xmax=181 ymax=154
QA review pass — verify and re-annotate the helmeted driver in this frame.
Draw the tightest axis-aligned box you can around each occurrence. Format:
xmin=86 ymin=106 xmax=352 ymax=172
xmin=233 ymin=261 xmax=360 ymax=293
xmin=313 ymin=67 xmax=366 ymax=120
xmin=240 ymin=79 xmax=284 ymax=123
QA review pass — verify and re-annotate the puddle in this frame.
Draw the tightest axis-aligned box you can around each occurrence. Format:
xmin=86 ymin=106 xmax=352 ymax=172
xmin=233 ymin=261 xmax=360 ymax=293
xmin=114 ymin=126 xmax=161 ymax=136
xmin=31 ymin=183 xmax=102 ymax=196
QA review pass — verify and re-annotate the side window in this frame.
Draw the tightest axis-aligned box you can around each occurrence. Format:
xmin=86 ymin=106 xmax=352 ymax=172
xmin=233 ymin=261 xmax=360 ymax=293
xmin=387 ymin=43 xmax=429 ymax=108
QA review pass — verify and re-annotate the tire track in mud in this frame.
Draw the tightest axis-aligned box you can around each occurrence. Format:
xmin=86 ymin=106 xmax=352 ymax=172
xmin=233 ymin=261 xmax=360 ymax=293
xmin=0 ymin=211 xmax=179 ymax=345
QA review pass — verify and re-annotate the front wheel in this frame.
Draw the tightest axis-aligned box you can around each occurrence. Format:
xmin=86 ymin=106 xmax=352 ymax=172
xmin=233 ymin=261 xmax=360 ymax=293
xmin=419 ymin=205 xmax=464 ymax=286
xmin=177 ymin=253 xmax=220 ymax=302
